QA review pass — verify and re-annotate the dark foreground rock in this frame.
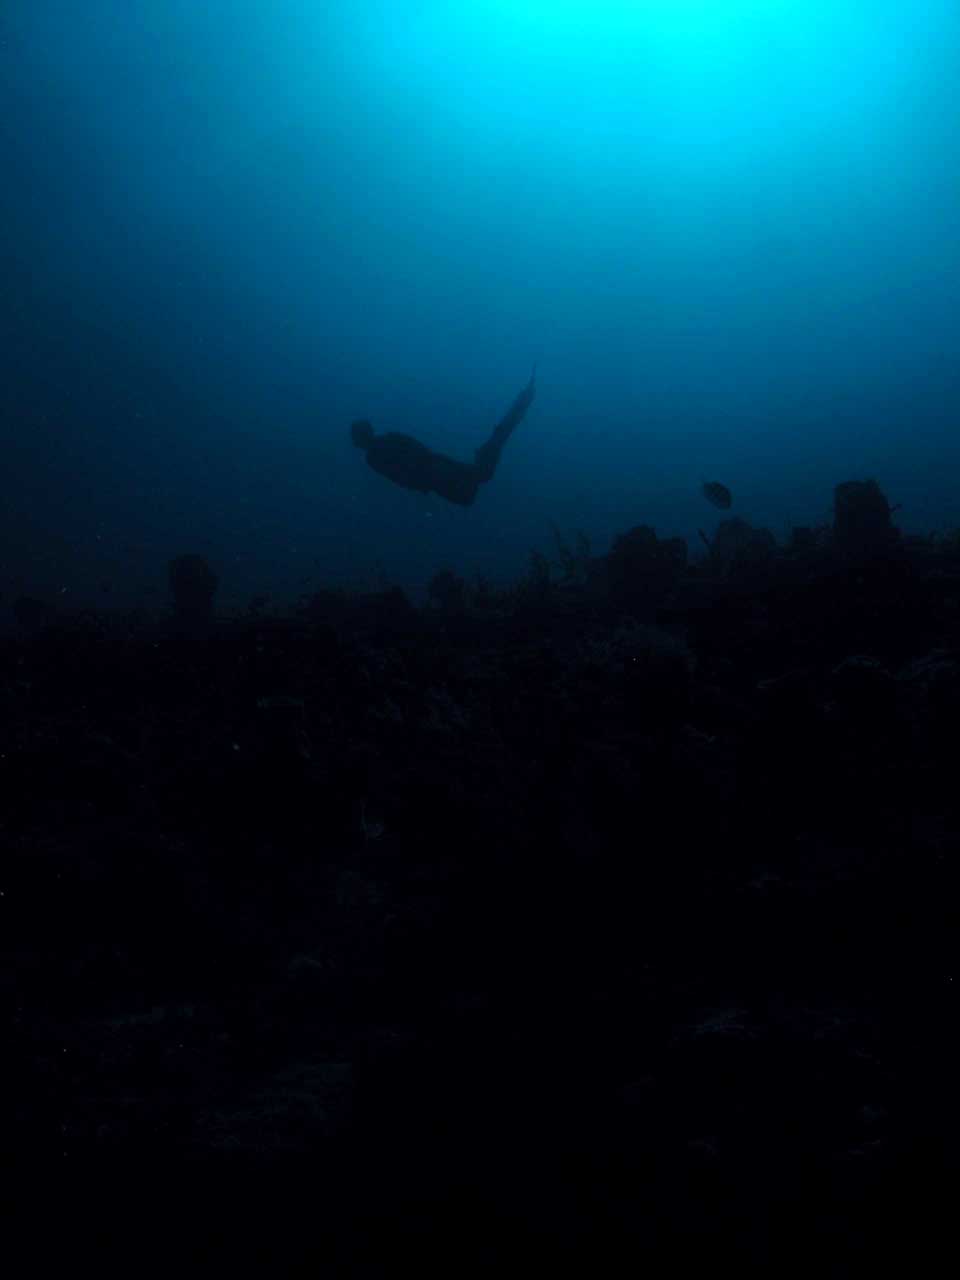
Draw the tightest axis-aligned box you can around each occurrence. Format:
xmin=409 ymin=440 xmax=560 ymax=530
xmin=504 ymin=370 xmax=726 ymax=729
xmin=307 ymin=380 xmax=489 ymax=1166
xmin=2 ymin=534 xmax=958 ymax=1270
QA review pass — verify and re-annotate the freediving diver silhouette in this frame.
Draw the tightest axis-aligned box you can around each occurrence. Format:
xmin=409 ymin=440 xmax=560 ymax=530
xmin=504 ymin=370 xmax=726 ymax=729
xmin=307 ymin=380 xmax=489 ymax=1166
xmin=350 ymin=366 xmax=536 ymax=506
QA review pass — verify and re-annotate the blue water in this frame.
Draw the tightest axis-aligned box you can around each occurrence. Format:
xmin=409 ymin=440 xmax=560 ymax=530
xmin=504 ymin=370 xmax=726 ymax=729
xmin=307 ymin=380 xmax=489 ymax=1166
xmin=3 ymin=1 xmax=958 ymax=611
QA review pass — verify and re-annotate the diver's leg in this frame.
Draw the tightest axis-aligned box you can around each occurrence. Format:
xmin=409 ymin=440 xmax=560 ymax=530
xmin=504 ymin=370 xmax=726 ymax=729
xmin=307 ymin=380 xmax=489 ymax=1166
xmin=430 ymin=455 xmax=482 ymax=506
xmin=474 ymin=367 xmax=537 ymax=482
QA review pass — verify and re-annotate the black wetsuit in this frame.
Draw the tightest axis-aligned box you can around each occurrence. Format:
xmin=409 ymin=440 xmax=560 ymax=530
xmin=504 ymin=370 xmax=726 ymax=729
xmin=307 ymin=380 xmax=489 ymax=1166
xmin=359 ymin=371 xmax=536 ymax=506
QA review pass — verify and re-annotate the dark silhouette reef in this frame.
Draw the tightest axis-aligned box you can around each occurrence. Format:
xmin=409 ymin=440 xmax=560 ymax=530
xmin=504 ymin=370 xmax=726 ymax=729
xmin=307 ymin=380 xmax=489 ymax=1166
xmin=3 ymin=475 xmax=956 ymax=1269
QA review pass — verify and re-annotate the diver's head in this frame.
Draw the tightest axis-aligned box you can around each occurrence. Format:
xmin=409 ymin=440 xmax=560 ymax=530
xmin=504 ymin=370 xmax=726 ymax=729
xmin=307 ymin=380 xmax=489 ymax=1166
xmin=351 ymin=419 xmax=374 ymax=450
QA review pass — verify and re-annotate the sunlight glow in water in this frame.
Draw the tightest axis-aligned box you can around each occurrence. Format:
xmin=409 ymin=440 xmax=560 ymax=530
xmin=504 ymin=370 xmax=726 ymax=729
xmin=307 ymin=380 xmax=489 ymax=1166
xmin=482 ymin=0 xmax=797 ymax=38
xmin=457 ymin=0 xmax=841 ymax=60
xmin=343 ymin=0 xmax=949 ymax=165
